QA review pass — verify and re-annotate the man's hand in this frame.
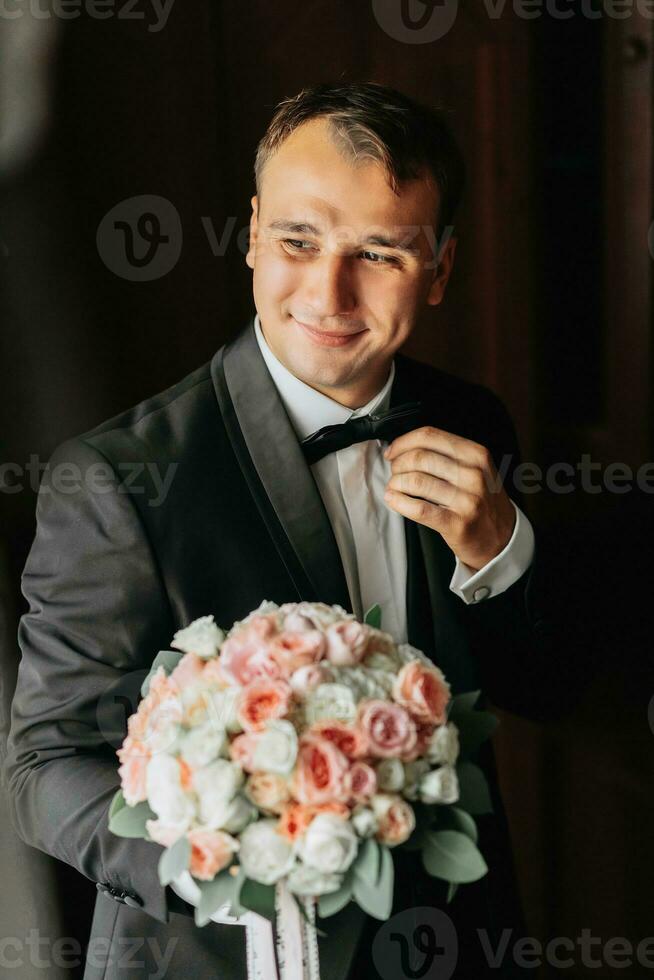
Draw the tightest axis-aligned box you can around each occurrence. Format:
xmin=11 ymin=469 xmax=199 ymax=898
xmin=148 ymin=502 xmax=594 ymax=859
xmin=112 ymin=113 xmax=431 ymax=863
xmin=383 ymin=425 xmax=516 ymax=571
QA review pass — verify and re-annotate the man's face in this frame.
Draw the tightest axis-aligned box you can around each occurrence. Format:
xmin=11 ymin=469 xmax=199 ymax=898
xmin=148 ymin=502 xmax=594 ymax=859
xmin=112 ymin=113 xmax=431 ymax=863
xmin=246 ymin=117 xmax=456 ymax=407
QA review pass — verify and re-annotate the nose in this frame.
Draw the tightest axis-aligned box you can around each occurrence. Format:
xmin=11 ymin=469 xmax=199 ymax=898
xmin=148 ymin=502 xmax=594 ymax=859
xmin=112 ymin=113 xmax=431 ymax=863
xmin=299 ymin=252 xmax=357 ymax=320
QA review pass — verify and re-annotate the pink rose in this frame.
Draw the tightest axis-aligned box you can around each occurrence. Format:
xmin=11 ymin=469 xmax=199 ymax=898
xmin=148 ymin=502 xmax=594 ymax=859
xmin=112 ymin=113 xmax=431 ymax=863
xmin=219 ymin=617 xmax=280 ymax=686
xmin=325 ymin=621 xmax=370 ymax=667
xmin=291 ymin=735 xmax=350 ymax=805
xmin=236 ymin=678 xmax=294 ymax=732
xmin=289 ymin=664 xmax=330 ymax=698
xmin=400 ymin=722 xmax=436 ymax=762
xmin=372 ymin=793 xmax=416 ymax=847
xmin=229 ymin=732 xmax=261 ymax=772
xmin=393 ymin=661 xmax=450 ymax=725
xmin=357 ymin=700 xmax=418 ymax=759
xmin=308 ymin=720 xmax=369 ymax=760
xmin=187 ymin=828 xmax=239 ymax=880
xmin=346 ymin=761 xmax=377 ymax=803
xmin=269 ymin=630 xmax=326 ymax=676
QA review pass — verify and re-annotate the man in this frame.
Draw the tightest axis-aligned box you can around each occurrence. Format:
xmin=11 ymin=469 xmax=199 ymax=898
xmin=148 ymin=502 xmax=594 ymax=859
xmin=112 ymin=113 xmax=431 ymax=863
xmin=5 ymin=82 xmax=571 ymax=979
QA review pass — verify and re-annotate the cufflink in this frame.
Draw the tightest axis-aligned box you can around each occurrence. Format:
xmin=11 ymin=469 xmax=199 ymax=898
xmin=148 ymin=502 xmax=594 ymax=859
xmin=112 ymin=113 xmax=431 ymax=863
xmin=124 ymin=893 xmax=144 ymax=909
xmin=473 ymin=586 xmax=491 ymax=602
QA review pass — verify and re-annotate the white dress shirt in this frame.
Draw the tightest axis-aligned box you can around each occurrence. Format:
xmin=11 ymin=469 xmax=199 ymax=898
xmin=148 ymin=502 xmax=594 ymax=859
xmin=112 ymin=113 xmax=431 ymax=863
xmin=253 ymin=314 xmax=534 ymax=643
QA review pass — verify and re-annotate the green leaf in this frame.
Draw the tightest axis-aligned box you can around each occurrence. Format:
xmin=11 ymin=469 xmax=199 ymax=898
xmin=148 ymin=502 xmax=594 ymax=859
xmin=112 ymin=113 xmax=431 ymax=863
xmin=448 ymin=690 xmax=481 ymax=719
xmin=456 ymin=762 xmax=493 ymax=815
xmin=317 ymin=877 xmax=353 ymax=919
xmin=195 ymin=868 xmax=241 ymax=927
xmin=353 ymin=845 xmax=394 ymax=920
xmin=108 ymin=788 xmax=127 ymax=821
xmin=109 ymin=799 xmax=156 ymax=838
xmin=363 ymin=604 xmax=382 ymax=629
xmin=422 ymin=830 xmax=488 ymax=884
xmin=434 ymin=806 xmax=479 ymax=844
xmin=239 ymin=878 xmax=276 ymax=922
xmin=157 ymin=835 xmax=191 ymax=886
xmin=353 ymin=837 xmax=380 ymax=887
xmin=456 ymin=711 xmax=499 ymax=758
xmin=141 ymin=650 xmax=184 ymax=696
xmin=446 ymin=881 xmax=459 ymax=904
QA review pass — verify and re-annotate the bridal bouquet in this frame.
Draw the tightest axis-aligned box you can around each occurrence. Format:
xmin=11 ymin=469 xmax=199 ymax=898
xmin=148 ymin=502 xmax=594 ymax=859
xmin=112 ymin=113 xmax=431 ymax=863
xmin=109 ymin=600 xmax=497 ymax=974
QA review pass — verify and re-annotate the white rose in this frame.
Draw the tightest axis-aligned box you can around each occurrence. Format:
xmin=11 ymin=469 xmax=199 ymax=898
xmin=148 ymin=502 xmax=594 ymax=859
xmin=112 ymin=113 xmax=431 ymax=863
xmin=427 ymin=723 xmax=460 ymax=766
xmin=220 ymin=793 xmax=258 ymax=834
xmin=209 ymin=688 xmax=242 ymax=734
xmin=232 ymin=600 xmax=280 ymax=631
xmin=396 ymin=642 xmax=433 ymax=668
xmin=239 ymin=819 xmax=296 ymax=884
xmin=351 ymin=806 xmax=379 ymax=838
xmin=252 ymin=720 xmax=298 ymax=775
xmin=192 ymin=760 xmax=244 ymax=827
xmin=179 ymin=721 xmax=227 ymax=768
xmin=145 ymin=755 xmax=195 ymax=827
xmin=300 ymin=813 xmax=358 ymax=875
xmin=289 ymin=664 xmax=332 ymax=698
xmin=375 ymin=758 xmax=405 ymax=792
xmin=305 ymin=683 xmax=357 ymax=725
xmin=402 ymin=759 xmax=430 ymax=800
xmin=330 ymin=666 xmax=394 ymax=701
xmin=171 ymin=615 xmax=225 ymax=659
xmin=287 ymin=864 xmax=343 ymax=896
xmin=363 ymin=652 xmax=398 ymax=673
xmin=279 ymin=602 xmax=354 ymax=631
xmin=419 ymin=765 xmax=460 ymax=805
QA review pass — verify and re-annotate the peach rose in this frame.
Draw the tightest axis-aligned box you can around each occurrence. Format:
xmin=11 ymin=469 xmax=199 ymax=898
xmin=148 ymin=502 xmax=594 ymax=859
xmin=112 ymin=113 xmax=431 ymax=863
xmin=245 ymin=772 xmax=291 ymax=814
xmin=358 ymin=700 xmax=418 ymax=759
xmin=219 ymin=617 xmax=280 ymax=686
xmin=229 ymin=732 xmax=261 ymax=772
xmin=289 ymin=663 xmax=330 ymax=698
xmin=277 ymin=801 xmax=350 ymax=841
xmin=372 ymin=793 xmax=416 ymax=847
xmin=291 ymin=735 xmax=350 ymax=805
xmin=308 ymin=720 xmax=369 ymax=760
xmin=393 ymin=661 xmax=450 ymax=725
xmin=236 ymin=678 xmax=293 ymax=732
xmin=170 ymin=651 xmax=206 ymax=688
xmin=324 ymin=621 xmax=370 ymax=666
xmin=269 ymin=630 xmax=326 ymax=676
xmin=400 ymin=722 xmax=437 ymax=762
xmin=117 ymin=737 xmax=151 ymax=805
xmin=187 ymin=828 xmax=239 ymax=881
xmin=346 ymin=761 xmax=377 ymax=803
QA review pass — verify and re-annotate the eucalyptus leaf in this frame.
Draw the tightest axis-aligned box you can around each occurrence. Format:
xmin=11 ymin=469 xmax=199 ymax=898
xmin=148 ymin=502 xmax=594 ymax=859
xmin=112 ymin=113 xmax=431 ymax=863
xmin=456 ymin=761 xmax=493 ymax=815
xmin=448 ymin=690 xmax=481 ymax=719
xmin=158 ymin=835 xmax=191 ymax=886
xmin=353 ymin=845 xmax=393 ymax=920
xmin=195 ymin=868 xmax=241 ymax=926
xmin=364 ymin=604 xmax=382 ymax=630
xmin=422 ymin=830 xmax=488 ymax=884
xmin=353 ymin=837 xmax=380 ymax=887
xmin=457 ymin=711 xmax=499 ymax=758
xmin=108 ymin=788 xmax=127 ymax=821
xmin=239 ymin=878 xmax=276 ymax=922
xmin=434 ymin=806 xmax=479 ymax=844
xmin=317 ymin=878 xmax=353 ymax=919
xmin=109 ymin=799 xmax=156 ymax=838
xmin=141 ymin=650 xmax=184 ymax=696
xmin=446 ymin=881 xmax=459 ymax=904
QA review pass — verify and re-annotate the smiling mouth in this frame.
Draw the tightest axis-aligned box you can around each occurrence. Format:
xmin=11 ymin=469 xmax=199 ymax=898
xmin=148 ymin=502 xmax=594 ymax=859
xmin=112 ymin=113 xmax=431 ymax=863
xmin=293 ymin=318 xmax=367 ymax=347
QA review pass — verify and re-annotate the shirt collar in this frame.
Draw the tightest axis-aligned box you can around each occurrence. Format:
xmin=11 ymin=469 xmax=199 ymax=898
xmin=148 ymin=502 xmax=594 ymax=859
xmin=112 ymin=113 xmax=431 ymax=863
xmin=253 ymin=313 xmax=395 ymax=441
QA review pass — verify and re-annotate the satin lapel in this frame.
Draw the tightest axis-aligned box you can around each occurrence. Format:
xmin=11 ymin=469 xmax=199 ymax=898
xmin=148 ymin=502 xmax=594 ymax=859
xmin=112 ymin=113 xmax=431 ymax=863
xmin=211 ymin=319 xmax=352 ymax=611
xmin=392 ymin=355 xmax=480 ymax=695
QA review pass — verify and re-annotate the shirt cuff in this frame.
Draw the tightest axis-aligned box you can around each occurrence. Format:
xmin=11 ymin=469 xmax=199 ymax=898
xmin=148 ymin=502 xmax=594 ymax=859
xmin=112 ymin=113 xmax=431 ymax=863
xmin=449 ymin=501 xmax=535 ymax=605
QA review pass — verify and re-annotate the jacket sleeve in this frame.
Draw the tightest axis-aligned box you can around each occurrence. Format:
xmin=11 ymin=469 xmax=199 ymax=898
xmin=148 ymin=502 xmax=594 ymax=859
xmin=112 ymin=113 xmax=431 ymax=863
xmin=462 ymin=387 xmax=603 ymax=722
xmin=3 ymin=436 xmax=181 ymax=923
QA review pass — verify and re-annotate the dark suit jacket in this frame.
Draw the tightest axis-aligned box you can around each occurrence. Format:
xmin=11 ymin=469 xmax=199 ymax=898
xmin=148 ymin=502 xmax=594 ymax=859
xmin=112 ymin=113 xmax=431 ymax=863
xmin=4 ymin=318 xmax=580 ymax=979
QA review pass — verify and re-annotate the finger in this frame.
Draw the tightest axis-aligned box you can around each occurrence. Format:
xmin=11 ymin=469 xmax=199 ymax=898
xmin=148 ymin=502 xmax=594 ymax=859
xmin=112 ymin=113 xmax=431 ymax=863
xmin=383 ymin=488 xmax=453 ymax=532
xmin=386 ymin=470 xmax=467 ymax=511
xmin=384 ymin=425 xmax=489 ymax=468
xmin=389 ymin=448 xmax=484 ymax=494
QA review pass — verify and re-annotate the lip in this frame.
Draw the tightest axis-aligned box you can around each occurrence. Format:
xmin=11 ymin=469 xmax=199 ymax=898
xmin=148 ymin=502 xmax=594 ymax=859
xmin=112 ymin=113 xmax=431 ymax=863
xmin=293 ymin=318 xmax=367 ymax=348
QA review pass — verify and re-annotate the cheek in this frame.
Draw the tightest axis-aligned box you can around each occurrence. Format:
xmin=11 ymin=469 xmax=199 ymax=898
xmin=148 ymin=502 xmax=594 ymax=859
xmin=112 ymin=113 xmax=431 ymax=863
xmin=254 ymin=253 xmax=298 ymax=300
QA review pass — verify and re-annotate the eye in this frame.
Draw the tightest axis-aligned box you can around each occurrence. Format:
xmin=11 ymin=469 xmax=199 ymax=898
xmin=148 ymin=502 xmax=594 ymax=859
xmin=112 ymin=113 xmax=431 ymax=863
xmin=361 ymin=250 xmax=399 ymax=266
xmin=283 ymin=239 xmax=315 ymax=252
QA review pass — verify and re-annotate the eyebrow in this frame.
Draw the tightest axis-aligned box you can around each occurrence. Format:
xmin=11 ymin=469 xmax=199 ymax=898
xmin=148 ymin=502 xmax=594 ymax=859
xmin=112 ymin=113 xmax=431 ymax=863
xmin=266 ymin=219 xmax=421 ymax=257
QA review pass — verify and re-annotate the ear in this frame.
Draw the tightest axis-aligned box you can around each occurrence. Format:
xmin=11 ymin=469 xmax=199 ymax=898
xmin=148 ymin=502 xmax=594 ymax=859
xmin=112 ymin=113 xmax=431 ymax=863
xmin=245 ymin=195 xmax=258 ymax=270
xmin=426 ymin=235 xmax=457 ymax=306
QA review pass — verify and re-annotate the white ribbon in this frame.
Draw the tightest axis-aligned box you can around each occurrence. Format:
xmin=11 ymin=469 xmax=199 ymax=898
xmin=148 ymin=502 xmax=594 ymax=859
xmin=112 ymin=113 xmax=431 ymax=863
xmin=171 ymin=874 xmax=320 ymax=980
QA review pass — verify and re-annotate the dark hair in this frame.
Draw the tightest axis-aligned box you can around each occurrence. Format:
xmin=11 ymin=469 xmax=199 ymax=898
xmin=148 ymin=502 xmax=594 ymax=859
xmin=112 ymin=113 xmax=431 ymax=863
xmin=254 ymin=81 xmax=466 ymax=238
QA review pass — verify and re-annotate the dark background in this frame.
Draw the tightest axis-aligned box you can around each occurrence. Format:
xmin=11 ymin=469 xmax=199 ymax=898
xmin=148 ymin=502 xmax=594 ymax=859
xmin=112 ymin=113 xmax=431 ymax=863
xmin=1 ymin=2 xmax=653 ymax=977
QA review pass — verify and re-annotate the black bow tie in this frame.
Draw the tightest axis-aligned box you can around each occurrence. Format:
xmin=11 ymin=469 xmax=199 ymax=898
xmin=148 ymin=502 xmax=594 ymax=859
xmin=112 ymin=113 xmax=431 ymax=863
xmin=300 ymin=401 xmax=426 ymax=465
